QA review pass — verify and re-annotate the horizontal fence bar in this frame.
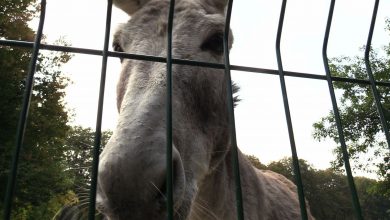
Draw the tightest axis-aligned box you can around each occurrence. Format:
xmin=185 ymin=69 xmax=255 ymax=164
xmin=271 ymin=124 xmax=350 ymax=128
xmin=1 ymin=39 xmax=389 ymax=88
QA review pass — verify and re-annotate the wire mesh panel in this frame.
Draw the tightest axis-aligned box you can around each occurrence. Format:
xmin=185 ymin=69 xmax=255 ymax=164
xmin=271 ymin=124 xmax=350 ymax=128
xmin=1 ymin=0 xmax=389 ymax=219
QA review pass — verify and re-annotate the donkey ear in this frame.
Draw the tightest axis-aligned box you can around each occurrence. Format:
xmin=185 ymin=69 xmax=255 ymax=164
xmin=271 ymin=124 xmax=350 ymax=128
xmin=113 ymin=0 xmax=151 ymax=15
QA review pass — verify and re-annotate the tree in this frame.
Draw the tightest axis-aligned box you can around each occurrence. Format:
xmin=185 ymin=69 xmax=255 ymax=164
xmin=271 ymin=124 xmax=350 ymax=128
xmin=246 ymin=155 xmax=267 ymax=170
xmin=52 ymin=127 xmax=112 ymax=220
xmin=313 ymin=19 xmax=390 ymax=180
xmin=64 ymin=126 xmax=112 ymax=188
xmin=0 ymin=0 xmax=74 ymax=218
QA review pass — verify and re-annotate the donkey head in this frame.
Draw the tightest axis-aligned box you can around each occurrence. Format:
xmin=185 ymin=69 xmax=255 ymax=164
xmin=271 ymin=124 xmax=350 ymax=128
xmin=97 ymin=0 xmax=234 ymax=219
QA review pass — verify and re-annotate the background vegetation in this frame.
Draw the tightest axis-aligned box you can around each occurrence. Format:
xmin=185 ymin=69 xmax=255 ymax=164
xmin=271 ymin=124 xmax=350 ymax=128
xmin=313 ymin=20 xmax=390 ymax=182
xmin=0 ymin=0 xmax=389 ymax=219
xmin=1 ymin=0 xmax=73 ymax=218
xmin=247 ymin=156 xmax=390 ymax=220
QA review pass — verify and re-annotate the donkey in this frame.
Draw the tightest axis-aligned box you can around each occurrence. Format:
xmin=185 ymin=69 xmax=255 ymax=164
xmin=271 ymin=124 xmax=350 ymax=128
xmin=96 ymin=0 xmax=315 ymax=219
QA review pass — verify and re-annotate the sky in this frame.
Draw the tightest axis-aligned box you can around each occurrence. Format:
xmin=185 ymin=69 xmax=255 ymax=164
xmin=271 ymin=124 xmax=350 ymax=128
xmin=35 ymin=0 xmax=390 ymax=178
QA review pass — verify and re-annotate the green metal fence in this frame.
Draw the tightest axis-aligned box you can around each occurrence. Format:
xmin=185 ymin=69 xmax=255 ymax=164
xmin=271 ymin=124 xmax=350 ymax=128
xmin=1 ymin=0 xmax=389 ymax=219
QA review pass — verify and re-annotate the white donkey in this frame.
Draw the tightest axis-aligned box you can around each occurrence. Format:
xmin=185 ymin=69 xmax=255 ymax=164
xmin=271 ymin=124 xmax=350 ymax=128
xmin=96 ymin=0 xmax=315 ymax=219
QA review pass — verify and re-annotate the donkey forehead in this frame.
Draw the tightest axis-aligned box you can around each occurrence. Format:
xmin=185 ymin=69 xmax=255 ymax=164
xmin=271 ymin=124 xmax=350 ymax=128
xmin=113 ymin=0 xmax=227 ymax=49
xmin=113 ymin=0 xmax=232 ymax=111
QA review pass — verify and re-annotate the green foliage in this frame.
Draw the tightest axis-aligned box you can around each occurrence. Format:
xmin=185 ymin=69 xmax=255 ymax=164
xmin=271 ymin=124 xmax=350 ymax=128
xmin=248 ymin=156 xmax=390 ymax=220
xmin=0 ymin=0 xmax=77 ymax=218
xmin=313 ymin=19 xmax=390 ymax=179
xmin=0 ymin=4 xmax=112 ymax=219
xmin=53 ymin=127 xmax=112 ymax=219
xmin=246 ymin=155 xmax=267 ymax=170
xmin=64 ymin=126 xmax=112 ymax=187
xmin=0 ymin=0 xmax=37 ymax=41
xmin=10 ymin=191 xmax=78 ymax=220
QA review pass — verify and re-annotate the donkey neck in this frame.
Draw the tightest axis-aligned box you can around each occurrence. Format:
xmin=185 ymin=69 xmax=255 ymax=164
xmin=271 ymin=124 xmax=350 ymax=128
xmin=190 ymin=148 xmax=268 ymax=220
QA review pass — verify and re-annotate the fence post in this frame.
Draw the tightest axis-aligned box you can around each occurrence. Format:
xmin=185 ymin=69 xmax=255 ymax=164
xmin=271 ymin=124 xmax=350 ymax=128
xmin=87 ymin=1 xmax=113 ymax=219
xmin=322 ymin=0 xmax=363 ymax=219
xmin=275 ymin=0 xmax=308 ymax=219
xmin=223 ymin=0 xmax=245 ymax=219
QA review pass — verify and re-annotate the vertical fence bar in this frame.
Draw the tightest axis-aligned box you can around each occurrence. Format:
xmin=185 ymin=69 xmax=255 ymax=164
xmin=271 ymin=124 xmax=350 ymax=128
xmin=322 ymin=0 xmax=363 ymax=219
xmin=166 ymin=0 xmax=175 ymax=219
xmin=275 ymin=0 xmax=308 ymax=219
xmin=2 ymin=1 xmax=47 ymax=219
xmin=365 ymin=0 xmax=390 ymax=149
xmin=88 ymin=1 xmax=113 ymax=219
xmin=223 ymin=0 xmax=244 ymax=219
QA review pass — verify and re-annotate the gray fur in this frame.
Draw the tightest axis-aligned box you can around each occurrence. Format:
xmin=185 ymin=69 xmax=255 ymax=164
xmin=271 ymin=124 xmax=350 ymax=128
xmin=96 ymin=0 xmax=315 ymax=219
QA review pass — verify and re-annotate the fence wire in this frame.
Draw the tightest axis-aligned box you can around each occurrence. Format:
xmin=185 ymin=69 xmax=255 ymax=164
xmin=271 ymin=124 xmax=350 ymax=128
xmin=1 ymin=0 xmax=389 ymax=220
xmin=275 ymin=0 xmax=309 ymax=219
xmin=322 ymin=0 xmax=363 ymax=219
xmin=2 ymin=0 xmax=47 ymax=219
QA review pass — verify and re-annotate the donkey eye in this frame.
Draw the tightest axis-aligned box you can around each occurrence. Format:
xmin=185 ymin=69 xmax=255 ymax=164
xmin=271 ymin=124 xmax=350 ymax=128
xmin=200 ymin=32 xmax=224 ymax=55
xmin=113 ymin=41 xmax=124 ymax=62
xmin=113 ymin=42 xmax=124 ymax=52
